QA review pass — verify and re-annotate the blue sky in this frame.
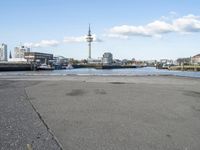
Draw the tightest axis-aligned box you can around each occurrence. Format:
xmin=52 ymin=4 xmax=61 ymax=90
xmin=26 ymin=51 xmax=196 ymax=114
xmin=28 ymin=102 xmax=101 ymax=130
xmin=0 ymin=0 xmax=200 ymax=60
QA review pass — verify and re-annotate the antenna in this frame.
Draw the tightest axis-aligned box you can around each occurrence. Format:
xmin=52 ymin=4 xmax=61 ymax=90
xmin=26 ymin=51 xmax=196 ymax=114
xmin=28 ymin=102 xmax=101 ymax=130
xmin=88 ymin=24 xmax=91 ymax=36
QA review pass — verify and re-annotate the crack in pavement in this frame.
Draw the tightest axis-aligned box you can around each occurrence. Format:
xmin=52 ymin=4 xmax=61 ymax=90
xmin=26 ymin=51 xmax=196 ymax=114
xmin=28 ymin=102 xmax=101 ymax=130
xmin=24 ymin=88 xmax=64 ymax=150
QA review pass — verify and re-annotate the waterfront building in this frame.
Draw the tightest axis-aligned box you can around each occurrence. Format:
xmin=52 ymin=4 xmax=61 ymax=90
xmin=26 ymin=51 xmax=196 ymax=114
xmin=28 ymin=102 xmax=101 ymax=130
xmin=145 ymin=60 xmax=157 ymax=67
xmin=0 ymin=43 xmax=8 ymax=61
xmin=14 ymin=46 xmax=30 ymax=59
xmin=160 ymin=59 xmax=174 ymax=66
xmin=176 ymin=58 xmax=191 ymax=66
xmin=88 ymin=58 xmax=102 ymax=64
xmin=24 ymin=52 xmax=53 ymax=64
xmin=192 ymin=54 xmax=200 ymax=64
xmin=122 ymin=59 xmax=128 ymax=65
xmin=113 ymin=59 xmax=122 ymax=65
xmin=102 ymin=52 xmax=113 ymax=65
xmin=53 ymin=56 xmax=69 ymax=69
xmin=53 ymin=56 xmax=69 ymax=65
xmin=86 ymin=24 xmax=93 ymax=59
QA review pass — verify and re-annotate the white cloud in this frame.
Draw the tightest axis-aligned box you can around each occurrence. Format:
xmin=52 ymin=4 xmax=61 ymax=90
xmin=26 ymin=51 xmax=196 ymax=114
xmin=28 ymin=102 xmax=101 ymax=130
xmin=169 ymin=11 xmax=178 ymax=16
xmin=108 ymin=14 xmax=200 ymax=38
xmin=94 ymin=36 xmax=103 ymax=42
xmin=63 ymin=34 xmax=103 ymax=43
xmin=173 ymin=14 xmax=200 ymax=33
xmin=104 ymin=33 xmax=129 ymax=39
xmin=24 ymin=40 xmax=60 ymax=48
xmin=63 ymin=36 xmax=86 ymax=43
xmin=24 ymin=35 xmax=103 ymax=48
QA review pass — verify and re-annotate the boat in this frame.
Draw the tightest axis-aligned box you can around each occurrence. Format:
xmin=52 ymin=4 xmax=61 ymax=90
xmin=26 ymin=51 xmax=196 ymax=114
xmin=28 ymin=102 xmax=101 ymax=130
xmin=66 ymin=64 xmax=74 ymax=69
xmin=37 ymin=64 xmax=54 ymax=70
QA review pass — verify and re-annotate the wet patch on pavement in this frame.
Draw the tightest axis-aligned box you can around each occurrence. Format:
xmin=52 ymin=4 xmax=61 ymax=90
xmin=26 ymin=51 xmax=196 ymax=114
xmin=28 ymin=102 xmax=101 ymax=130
xmin=66 ymin=89 xmax=87 ymax=96
xmin=44 ymin=83 xmax=59 ymax=87
xmin=109 ymin=82 xmax=126 ymax=84
xmin=94 ymin=89 xmax=107 ymax=95
xmin=183 ymin=91 xmax=200 ymax=98
xmin=191 ymin=105 xmax=200 ymax=112
xmin=166 ymin=134 xmax=172 ymax=138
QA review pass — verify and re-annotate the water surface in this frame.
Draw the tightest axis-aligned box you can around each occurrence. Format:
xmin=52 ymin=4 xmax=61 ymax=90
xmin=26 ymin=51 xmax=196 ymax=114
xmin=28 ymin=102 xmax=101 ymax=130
xmin=1 ymin=67 xmax=200 ymax=78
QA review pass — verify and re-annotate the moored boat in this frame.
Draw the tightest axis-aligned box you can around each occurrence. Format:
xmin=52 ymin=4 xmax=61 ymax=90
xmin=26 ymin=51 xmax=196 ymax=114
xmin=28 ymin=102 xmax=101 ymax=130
xmin=37 ymin=64 xmax=54 ymax=70
xmin=66 ymin=64 xmax=74 ymax=69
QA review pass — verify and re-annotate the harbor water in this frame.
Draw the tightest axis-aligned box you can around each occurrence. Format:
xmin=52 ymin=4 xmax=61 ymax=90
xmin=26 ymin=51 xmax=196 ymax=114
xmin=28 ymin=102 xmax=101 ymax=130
xmin=1 ymin=67 xmax=200 ymax=78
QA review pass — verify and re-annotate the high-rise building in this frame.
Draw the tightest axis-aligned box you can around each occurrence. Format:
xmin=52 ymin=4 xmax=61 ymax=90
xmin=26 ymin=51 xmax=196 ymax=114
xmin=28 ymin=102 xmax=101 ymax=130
xmin=0 ymin=43 xmax=8 ymax=61
xmin=14 ymin=46 xmax=30 ymax=59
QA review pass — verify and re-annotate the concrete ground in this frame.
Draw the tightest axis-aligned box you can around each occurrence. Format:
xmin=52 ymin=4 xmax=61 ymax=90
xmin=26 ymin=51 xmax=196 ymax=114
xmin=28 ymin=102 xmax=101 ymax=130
xmin=1 ymin=75 xmax=200 ymax=150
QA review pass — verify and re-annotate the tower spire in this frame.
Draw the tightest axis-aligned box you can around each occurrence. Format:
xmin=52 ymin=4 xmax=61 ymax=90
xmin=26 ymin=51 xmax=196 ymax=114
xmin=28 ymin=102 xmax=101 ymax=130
xmin=9 ymin=51 xmax=12 ymax=59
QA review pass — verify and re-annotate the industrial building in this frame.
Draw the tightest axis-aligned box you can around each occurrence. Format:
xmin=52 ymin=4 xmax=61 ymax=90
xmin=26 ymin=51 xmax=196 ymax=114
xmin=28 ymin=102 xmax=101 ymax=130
xmin=24 ymin=52 xmax=53 ymax=64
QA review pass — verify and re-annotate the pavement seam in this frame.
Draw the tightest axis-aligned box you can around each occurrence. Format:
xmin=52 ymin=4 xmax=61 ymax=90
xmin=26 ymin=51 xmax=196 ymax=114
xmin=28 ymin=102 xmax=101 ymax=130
xmin=24 ymin=88 xmax=64 ymax=150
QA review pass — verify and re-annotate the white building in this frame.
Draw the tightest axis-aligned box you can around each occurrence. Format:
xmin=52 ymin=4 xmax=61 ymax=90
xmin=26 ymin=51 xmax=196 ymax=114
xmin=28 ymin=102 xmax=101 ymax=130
xmin=0 ymin=43 xmax=8 ymax=61
xmin=192 ymin=54 xmax=200 ymax=64
xmin=14 ymin=46 xmax=30 ymax=59
xmin=102 ymin=52 xmax=113 ymax=65
xmin=53 ymin=56 xmax=69 ymax=65
xmin=87 ymin=58 xmax=102 ymax=64
xmin=160 ymin=59 xmax=174 ymax=65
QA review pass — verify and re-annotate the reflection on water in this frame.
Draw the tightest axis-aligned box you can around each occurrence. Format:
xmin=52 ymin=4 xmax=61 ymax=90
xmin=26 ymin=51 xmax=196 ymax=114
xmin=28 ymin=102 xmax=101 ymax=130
xmin=1 ymin=67 xmax=200 ymax=78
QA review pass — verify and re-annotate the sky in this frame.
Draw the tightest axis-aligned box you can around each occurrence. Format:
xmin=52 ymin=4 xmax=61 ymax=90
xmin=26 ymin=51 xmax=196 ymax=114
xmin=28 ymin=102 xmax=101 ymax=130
xmin=0 ymin=0 xmax=200 ymax=60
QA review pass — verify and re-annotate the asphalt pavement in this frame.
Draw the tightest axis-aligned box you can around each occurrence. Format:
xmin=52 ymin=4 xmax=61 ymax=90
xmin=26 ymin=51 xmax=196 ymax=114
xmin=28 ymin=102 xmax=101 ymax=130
xmin=0 ymin=80 xmax=62 ymax=150
xmin=1 ymin=76 xmax=200 ymax=150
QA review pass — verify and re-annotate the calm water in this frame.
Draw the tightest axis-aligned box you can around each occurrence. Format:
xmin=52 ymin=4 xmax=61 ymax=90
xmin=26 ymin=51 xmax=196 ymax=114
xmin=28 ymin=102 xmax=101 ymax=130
xmin=1 ymin=67 xmax=200 ymax=78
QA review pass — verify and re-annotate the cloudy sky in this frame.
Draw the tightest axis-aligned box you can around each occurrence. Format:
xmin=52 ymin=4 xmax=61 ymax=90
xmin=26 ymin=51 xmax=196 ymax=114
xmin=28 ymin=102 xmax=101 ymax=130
xmin=0 ymin=0 xmax=200 ymax=60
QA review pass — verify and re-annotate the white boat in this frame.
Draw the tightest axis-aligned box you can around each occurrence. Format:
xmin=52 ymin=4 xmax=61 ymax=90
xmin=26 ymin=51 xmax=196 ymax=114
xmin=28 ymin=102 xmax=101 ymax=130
xmin=38 ymin=64 xmax=54 ymax=70
xmin=66 ymin=64 xmax=73 ymax=69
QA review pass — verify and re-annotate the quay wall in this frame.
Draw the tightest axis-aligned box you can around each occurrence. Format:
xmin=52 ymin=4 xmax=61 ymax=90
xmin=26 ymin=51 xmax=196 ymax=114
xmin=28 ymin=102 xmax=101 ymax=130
xmin=169 ymin=65 xmax=200 ymax=71
xmin=0 ymin=63 xmax=31 ymax=71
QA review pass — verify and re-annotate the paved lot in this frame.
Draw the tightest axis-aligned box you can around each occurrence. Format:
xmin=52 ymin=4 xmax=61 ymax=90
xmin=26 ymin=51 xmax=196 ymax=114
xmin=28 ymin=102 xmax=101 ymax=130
xmin=1 ymin=76 xmax=200 ymax=150
xmin=0 ymin=80 xmax=62 ymax=150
